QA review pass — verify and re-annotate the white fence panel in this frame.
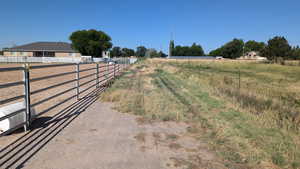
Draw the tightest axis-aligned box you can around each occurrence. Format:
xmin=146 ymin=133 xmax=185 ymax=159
xmin=92 ymin=58 xmax=103 ymax=62
xmin=0 ymin=56 xmax=136 ymax=64
xmin=0 ymin=56 xmax=82 ymax=63
xmin=42 ymin=57 xmax=81 ymax=63
xmin=129 ymin=58 xmax=138 ymax=64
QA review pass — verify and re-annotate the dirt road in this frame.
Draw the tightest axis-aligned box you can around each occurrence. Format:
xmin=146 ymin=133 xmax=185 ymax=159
xmin=0 ymin=89 xmax=225 ymax=169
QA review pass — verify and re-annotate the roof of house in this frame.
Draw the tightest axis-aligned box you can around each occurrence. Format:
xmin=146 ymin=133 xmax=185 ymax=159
xmin=7 ymin=42 xmax=78 ymax=53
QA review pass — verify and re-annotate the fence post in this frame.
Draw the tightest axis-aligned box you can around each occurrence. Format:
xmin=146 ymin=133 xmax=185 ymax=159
xmin=238 ymin=69 xmax=241 ymax=91
xmin=124 ymin=58 xmax=126 ymax=69
xmin=23 ymin=64 xmax=31 ymax=131
xmin=76 ymin=64 xmax=80 ymax=100
xmin=106 ymin=63 xmax=109 ymax=84
xmin=117 ymin=64 xmax=119 ymax=76
xmin=96 ymin=63 xmax=99 ymax=88
xmin=113 ymin=63 xmax=116 ymax=78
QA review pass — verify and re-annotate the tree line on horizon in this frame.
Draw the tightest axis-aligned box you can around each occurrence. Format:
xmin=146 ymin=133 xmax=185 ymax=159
xmin=68 ymin=29 xmax=300 ymax=62
xmin=110 ymin=46 xmax=167 ymax=58
xmin=170 ymin=37 xmax=300 ymax=62
xmin=169 ymin=41 xmax=205 ymax=56
xmin=69 ymin=29 xmax=167 ymax=58
xmin=208 ymin=36 xmax=300 ymax=62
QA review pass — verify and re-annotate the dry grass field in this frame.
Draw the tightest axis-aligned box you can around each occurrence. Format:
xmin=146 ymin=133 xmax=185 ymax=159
xmin=101 ymin=59 xmax=300 ymax=169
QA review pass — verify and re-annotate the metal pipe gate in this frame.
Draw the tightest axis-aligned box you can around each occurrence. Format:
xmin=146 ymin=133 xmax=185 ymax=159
xmin=0 ymin=59 xmax=130 ymax=136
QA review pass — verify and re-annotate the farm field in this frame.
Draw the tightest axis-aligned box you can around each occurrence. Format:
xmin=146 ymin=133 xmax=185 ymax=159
xmin=0 ymin=63 xmax=115 ymax=143
xmin=101 ymin=59 xmax=300 ymax=169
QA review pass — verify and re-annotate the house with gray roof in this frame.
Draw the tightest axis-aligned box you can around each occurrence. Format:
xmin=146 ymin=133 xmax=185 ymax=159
xmin=3 ymin=42 xmax=81 ymax=57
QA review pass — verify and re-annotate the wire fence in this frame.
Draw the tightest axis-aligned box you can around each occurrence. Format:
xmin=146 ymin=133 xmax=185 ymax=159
xmin=0 ymin=59 xmax=131 ymax=136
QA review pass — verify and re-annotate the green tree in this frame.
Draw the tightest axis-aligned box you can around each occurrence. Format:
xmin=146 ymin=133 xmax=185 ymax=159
xmin=209 ymin=47 xmax=223 ymax=56
xmin=145 ymin=49 xmax=158 ymax=58
xmin=70 ymin=29 xmax=112 ymax=57
xmin=264 ymin=36 xmax=291 ymax=62
xmin=110 ymin=46 xmax=122 ymax=57
xmin=189 ymin=43 xmax=205 ymax=56
xmin=244 ymin=40 xmax=265 ymax=53
xmin=222 ymin=39 xmax=244 ymax=59
xmin=121 ymin=48 xmax=135 ymax=57
xmin=173 ymin=46 xmax=188 ymax=56
xmin=209 ymin=39 xmax=244 ymax=59
xmin=135 ymin=46 xmax=147 ymax=57
xmin=291 ymin=46 xmax=300 ymax=60
xmin=172 ymin=43 xmax=204 ymax=56
xmin=172 ymin=46 xmax=180 ymax=56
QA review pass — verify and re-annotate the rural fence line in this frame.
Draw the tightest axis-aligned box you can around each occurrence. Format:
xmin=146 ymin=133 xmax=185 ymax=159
xmin=0 ymin=56 xmax=82 ymax=63
xmin=0 ymin=56 xmax=138 ymax=64
xmin=0 ymin=60 xmax=131 ymax=136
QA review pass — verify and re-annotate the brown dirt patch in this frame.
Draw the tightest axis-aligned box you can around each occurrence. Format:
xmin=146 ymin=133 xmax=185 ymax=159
xmin=134 ymin=132 xmax=146 ymax=143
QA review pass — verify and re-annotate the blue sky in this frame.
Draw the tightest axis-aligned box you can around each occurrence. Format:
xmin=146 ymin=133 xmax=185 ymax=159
xmin=0 ymin=0 xmax=299 ymax=53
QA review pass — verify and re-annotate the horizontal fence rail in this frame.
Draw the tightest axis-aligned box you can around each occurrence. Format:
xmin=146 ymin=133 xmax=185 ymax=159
xmin=0 ymin=66 xmax=24 ymax=72
xmin=0 ymin=58 xmax=132 ymax=136
xmin=0 ymin=56 xmax=138 ymax=64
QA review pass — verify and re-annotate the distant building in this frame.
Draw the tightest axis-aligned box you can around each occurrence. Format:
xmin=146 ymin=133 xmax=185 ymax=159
xmin=102 ymin=51 xmax=110 ymax=58
xmin=238 ymin=51 xmax=267 ymax=60
xmin=168 ymin=56 xmax=216 ymax=59
xmin=3 ymin=42 xmax=81 ymax=57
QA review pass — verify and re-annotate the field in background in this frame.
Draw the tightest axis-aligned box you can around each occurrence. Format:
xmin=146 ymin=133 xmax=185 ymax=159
xmin=101 ymin=59 xmax=300 ymax=169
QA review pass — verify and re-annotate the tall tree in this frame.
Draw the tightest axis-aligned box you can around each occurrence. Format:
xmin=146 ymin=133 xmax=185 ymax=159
xmin=121 ymin=48 xmax=135 ymax=57
xmin=209 ymin=47 xmax=223 ymax=56
xmin=263 ymin=36 xmax=291 ymax=62
xmin=291 ymin=46 xmax=300 ymax=60
xmin=221 ymin=39 xmax=244 ymax=59
xmin=244 ymin=40 xmax=265 ymax=53
xmin=135 ymin=46 xmax=147 ymax=57
xmin=209 ymin=39 xmax=244 ymax=58
xmin=173 ymin=46 xmax=187 ymax=56
xmin=70 ymin=29 xmax=112 ymax=57
xmin=189 ymin=43 xmax=205 ymax=56
xmin=172 ymin=43 xmax=204 ymax=56
xmin=145 ymin=49 xmax=158 ymax=58
xmin=110 ymin=46 xmax=122 ymax=57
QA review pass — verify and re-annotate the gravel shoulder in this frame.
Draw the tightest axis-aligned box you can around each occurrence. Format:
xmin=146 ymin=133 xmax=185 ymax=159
xmin=0 ymin=97 xmax=225 ymax=169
